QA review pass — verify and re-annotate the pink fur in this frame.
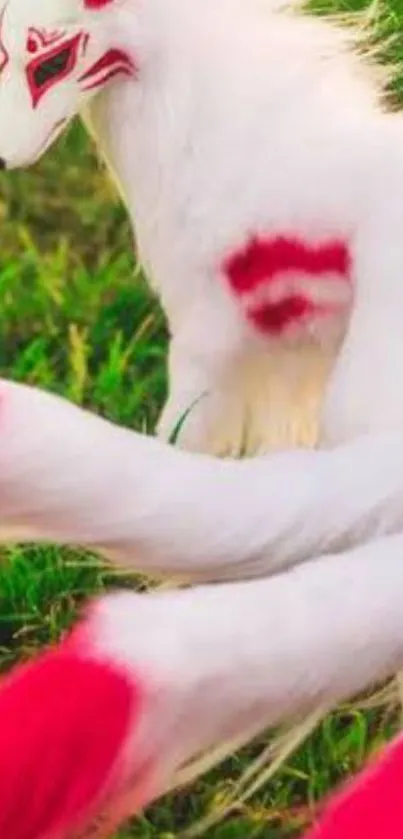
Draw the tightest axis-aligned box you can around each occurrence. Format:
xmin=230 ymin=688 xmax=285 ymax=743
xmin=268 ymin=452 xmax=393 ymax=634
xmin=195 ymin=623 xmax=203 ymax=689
xmin=0 ymin=628 xmax=143 ymax=838
xmin=304 ymin=734 xmax=403 ymax=839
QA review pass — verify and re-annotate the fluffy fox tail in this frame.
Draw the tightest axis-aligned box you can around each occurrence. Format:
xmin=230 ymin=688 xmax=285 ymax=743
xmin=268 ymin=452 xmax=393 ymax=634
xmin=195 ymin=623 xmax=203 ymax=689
xmin=2 ymin=377 xmax=403 ymax=583
xmin=3 ymin=537 xmax=403 ymax=837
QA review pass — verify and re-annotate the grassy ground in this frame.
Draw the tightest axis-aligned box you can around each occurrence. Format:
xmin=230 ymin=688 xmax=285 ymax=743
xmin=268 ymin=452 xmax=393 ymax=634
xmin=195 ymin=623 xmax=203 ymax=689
xmin=1 ymin=6 xmax=403 ymax=833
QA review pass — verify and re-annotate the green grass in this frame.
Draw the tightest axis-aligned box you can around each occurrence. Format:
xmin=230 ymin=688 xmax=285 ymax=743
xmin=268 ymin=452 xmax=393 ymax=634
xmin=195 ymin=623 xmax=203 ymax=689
xmin=1 ymin=7 xmax=403 ymax=832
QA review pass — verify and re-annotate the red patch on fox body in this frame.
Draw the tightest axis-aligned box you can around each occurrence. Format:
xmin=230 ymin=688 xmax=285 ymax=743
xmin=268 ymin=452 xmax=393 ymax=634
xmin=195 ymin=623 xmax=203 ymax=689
xmin=225 ymin=236 xmax=350 ymax=294
xmin=0 ymin=638 xmax=141 ymax=838
xmin=224 ymin=235 xmax=351 ymax=335
xmin=304 ymin=734 xmax=403 ymax=839
xmin=248 ymin=295 xmax=316 ymax=333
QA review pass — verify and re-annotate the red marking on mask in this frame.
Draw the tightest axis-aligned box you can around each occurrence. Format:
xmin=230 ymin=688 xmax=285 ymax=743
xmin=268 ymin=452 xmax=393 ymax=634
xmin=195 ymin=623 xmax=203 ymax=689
xmin=27 ymin=27 xmax=67 ymax=54
xmin=78 ymin=48 xmax=135 ymax=92
xmin=82 ymin=32 xmax=90 ymax=56
xmin=303 ymin=734 xmax=403 ymax=839
xmin=224 ymin=235 xmax=351 ymax=335
xmin=0 ymin=5 xmax=9 ymax=74
xmin=26 ymin=32 xmax=83 ymax=108
xmin=0 ymin=633 xmax=142 ymax=838
xmin=85 ymin=0 xmax=115 ymax=7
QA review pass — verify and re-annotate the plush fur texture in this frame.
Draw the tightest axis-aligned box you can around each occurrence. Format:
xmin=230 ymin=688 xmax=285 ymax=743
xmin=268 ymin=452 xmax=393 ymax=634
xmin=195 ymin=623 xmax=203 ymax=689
xmin=2 ymin=379 xmax=403 ymax=830
xmin=0 ymin=625 xmax=143 ymax=838
xmin=0 ymin=0 xmax=401 ymax=454
xmin=2 ymin=0 xmax=403 ymax=832
xmin=2 ymin=378 xmax=403 ymax=581
xmin=4 ymin=559 xmax=403 ymax=836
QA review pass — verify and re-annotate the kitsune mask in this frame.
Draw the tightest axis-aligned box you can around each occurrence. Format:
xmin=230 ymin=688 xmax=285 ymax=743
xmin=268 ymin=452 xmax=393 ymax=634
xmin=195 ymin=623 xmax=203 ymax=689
xmin=0 ymin=0 xmax=134 ymax=168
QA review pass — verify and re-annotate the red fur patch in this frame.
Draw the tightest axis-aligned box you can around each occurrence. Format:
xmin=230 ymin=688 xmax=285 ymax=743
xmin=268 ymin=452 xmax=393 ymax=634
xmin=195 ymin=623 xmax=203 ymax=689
xmin=248 ymin=295 xmax=315 ymax=333
xmin=224 ymin=235 xmax=351 ymax=334
xmin=225 ymin=236 xmax=350 ymax=294
xmin=305 ymin=734 xmax=403 ymax=839
xmin=0 ymin=641 xmax=141 ymax=838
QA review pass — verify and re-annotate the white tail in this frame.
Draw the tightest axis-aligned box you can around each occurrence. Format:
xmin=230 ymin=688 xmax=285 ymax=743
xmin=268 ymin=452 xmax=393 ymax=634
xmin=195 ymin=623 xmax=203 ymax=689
xmin=1 ymin=378 xmax=403 ymax=582
xmin=2 ymin=533 xmax=403 ymax=837
xmin=91 ymin=534 xmax=403 ymax=798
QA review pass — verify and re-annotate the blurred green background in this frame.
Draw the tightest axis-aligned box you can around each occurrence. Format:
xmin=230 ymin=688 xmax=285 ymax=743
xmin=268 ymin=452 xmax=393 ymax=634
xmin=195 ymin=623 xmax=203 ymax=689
xmin=1 ymin=4 xmax=403 ymax=833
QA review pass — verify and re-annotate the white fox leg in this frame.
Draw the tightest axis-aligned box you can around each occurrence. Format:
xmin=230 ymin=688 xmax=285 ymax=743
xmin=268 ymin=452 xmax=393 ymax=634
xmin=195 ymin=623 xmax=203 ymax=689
xmin=3 ymin=534 xmax=403 ymax=838
xmin=157 ymin=294 xmax=250 ymax=456
xmin=2 ymin=378 xmax=403 ymax=582
xmin=321 ymin=197 xmax=403 ymax=444
xmin=157 ymin=342 xmax=241 ymax=456
xmin=157 ymin=338 xmax=232 ymax=454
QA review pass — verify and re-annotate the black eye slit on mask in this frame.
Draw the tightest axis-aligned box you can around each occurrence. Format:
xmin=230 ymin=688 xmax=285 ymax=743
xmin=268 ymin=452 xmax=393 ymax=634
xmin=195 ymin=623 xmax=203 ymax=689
xmin=33 ymin=46 xmax=72 ymax=88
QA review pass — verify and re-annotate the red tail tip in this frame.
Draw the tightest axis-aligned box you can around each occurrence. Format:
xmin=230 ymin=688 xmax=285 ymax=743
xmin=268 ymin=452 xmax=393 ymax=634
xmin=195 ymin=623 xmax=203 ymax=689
xmin=304 ymin=734 xmax=403 ymax=839
xmin=0 ymin=631 xmax=143 ymax=838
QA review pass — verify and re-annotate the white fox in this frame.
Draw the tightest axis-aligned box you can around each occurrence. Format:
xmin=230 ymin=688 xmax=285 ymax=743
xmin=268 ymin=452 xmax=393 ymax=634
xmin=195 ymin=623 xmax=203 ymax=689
xmin=2 ymin=0 xmax=403 ymax=833
xmin=0 ymin=0 xmax=401 ymax=454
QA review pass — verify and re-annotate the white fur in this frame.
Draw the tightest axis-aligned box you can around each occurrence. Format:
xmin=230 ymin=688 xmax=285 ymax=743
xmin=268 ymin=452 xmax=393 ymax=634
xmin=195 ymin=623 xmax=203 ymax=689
xmin=0 ymin=0 xmax=400 ymax=453
xmin=87 ymin=535 xmax=403 ymax=807
xmin=3 ymin=378 xmax=403 ymax=582
xmin=5 ymin=379 xmax=403 ymax=822
xmin=3 ymin=0 xmax=403 ymax=819
xmin=85 ymin=0 xmax=373 ymax=454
